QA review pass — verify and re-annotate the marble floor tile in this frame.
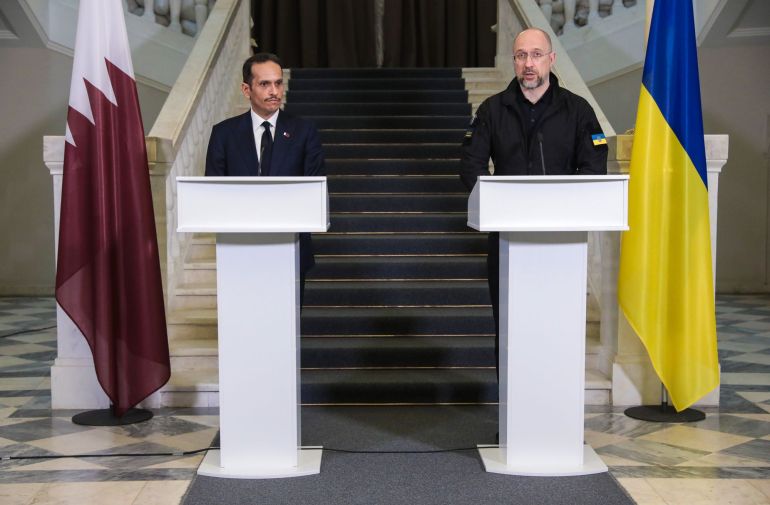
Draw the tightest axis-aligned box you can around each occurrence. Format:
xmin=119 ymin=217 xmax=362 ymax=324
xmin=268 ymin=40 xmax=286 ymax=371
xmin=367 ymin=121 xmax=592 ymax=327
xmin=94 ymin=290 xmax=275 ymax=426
xmin=142 ymin=454 xmax=204 ymax=470
xmin=0 ymin=418 xmax=84 ymax=443
xmin=645 ymin=478 xmax=770 ymax=505
xmin=694 ymin=414 xmax=770 ymax=439
xmin=638 ymin=425 xmax=752 ymax=453
xmin=616 ymin=478 xmax=668 ymax=505
xmin=0 ymin=356 xmax=39 ymax=368
xmin=734 ymin=321 xmax=770 ymax=331
xmin=717 ymin=313 xmax=770 ymax=322
xmin=0 ymin=377 xmax=49 ymax=391
xmin=31 ymin=481 xmax=145 ymax=505
xmin=143 ymin=427 xmax=218 ymax=452
xmin=726 ymin=353 xmax=770 ymax=366
xmin=722 ymin=373 xmax=770 ymax=386
xmin=749 ymin=480 xmax=770 ymax=500
xmin=6 ymin=334 xmax=56 ymax=344
xmin=26 ymin=429 xmax=140 ymax=455
xmin=680 ymin=451 xmax=770 ymax=468
xmin=723 ymin=439 xmax=770 ymax=463
xmin=597 ymin=438 xmax=709 ymax=466
xmin=8 ymin=457 xmax=108 ymax=472
xmin=584 ymin=429 xmax=631 ymax=449
xmin=719 ymin=341 xmax=770 ymax=353
xmin=131 ymin=480 xmax=189 ymax=505
xmin=0 ymin=482 xmax=44 ymax=505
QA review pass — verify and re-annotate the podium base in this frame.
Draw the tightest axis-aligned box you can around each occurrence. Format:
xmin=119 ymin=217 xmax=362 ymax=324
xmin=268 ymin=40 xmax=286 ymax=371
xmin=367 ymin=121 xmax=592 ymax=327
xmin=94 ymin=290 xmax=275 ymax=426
xmin=197 ymin=448 xmax=323 ymax=479
xmin=477 ymin=445 xmax=608 ymax=477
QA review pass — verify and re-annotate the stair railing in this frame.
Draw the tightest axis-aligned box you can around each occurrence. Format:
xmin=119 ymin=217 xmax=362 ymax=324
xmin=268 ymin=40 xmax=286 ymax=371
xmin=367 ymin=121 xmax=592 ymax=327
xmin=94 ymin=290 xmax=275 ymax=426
xmin=126 ymin=0 xmax=217 ymax=37
xmin=535 ymin=0 xmax=638 ymax=35
xmin=144 ymin=0 xmax=248 ymax=309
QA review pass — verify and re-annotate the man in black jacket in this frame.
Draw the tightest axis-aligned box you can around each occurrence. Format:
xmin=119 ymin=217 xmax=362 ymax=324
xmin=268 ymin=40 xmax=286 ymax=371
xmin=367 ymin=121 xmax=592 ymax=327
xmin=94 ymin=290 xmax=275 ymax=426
xmin=460 ymin=28 xmax=608 ymax=375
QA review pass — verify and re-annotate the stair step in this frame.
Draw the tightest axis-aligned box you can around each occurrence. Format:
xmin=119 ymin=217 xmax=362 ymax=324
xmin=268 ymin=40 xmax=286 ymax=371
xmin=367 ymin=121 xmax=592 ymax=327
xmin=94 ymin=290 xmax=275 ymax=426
xmin=290 ymin=68 xmax=462 ymax=79
xmin=302 ymin=306 xmax=494 ymax=336
xmin=285 ymin=102 xmax=471 ymax=117
xmin=330 ymin=193 xmax=467 ymax=212
xmin=288 ymin=78 xmax=466 ymax=91
xmin=319 ymin=129 xmax=465 ymax=144
xmin=309 ymin=116 xmax=471 ymax=129
xmin=326 ymin=159 xmax=461 ymax=175
xmin=328 ymin=175 xmax=467 ymax=193
xmin=304 ymin=280 xmax=490 ymax=306
xmin=314 ymin=233 xmax=488 ymax=255
xmin=324 ymin=143 xmax=461 ymax=159
xmin=301 ymin=336 xmax=493 ymax=368
xmin=288 ymin=89 xmax=468 ymax=103
xmin=308 ymin=256 xmax=486 ymax=279
xmin=301 ymin=368 xmax=497 ymax=404
xmin=329 ymin=213 xmax=470 ymax=233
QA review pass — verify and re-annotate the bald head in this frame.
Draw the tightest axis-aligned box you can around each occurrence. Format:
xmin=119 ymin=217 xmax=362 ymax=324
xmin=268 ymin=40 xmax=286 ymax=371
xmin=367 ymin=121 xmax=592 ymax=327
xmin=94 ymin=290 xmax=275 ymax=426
xmin=513 ymin=28 xmax=552 ymax=54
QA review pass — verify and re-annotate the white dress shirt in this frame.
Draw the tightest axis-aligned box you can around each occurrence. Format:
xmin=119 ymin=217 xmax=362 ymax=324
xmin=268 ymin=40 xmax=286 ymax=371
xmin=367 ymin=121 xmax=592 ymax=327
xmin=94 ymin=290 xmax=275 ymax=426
xmin=251 ymin=109 xmax=279 ymax=163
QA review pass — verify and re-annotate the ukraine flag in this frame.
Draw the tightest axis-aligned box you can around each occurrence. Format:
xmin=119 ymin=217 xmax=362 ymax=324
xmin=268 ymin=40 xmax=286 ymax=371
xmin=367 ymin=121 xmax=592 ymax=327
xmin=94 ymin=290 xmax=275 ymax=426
xmin=618 ymin=0 xmax=719 ymax=411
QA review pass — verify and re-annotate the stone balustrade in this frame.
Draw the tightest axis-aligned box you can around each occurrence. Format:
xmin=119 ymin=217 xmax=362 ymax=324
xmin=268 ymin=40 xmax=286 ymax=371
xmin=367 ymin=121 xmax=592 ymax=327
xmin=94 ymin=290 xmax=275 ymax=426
xmin=536 ymin=0 xmax=637 ymax=35
xmin=126 ymin=0 xmax=216 ymax=37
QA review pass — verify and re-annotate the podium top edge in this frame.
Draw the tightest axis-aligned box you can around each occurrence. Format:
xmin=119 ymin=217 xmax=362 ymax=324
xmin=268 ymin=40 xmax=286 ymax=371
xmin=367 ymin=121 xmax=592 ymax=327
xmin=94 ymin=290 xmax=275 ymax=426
xmin=177 ymin=176 xmax=327 ymax=182
xmin=477 ymin=175 xmax=628 ymax=182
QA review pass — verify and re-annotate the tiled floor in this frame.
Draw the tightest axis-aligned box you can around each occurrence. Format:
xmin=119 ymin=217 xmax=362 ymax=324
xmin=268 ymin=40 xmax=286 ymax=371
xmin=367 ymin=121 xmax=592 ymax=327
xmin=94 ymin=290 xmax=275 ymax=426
xmin=1 ymin=295 xmax=770 ymax=504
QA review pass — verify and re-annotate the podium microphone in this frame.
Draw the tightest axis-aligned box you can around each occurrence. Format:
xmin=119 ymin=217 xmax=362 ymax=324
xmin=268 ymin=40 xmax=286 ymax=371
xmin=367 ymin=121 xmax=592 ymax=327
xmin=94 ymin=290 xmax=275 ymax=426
xmin=537 ymin=132 xmax=546 ymax=175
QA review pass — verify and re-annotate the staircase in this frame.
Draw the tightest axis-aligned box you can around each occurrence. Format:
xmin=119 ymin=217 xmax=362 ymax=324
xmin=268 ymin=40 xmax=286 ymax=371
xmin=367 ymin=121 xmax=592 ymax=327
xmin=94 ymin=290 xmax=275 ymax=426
xmin=161 ymin=67 xmax=610 ymax=407
xmin=290 ymin=68 xmax=495 ymax=404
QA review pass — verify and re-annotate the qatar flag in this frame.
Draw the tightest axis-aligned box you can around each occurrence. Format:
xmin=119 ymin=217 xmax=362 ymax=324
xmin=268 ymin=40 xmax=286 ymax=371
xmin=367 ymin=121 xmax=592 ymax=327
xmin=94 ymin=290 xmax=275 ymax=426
xmin=57 ymin=0 xmax=170 ymax=417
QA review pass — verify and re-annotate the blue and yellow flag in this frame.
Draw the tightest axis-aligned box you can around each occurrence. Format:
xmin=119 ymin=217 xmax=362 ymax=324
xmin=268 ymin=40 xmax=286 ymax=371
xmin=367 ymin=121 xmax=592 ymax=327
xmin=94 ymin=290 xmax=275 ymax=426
xmin=618 ymin=0 xmax=719 ymax=411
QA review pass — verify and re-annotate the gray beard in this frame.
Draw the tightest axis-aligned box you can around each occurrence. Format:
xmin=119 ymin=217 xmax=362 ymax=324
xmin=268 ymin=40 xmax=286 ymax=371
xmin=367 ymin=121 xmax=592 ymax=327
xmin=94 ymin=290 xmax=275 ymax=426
xmin=518 ymin=75 xmax=544 ymax=89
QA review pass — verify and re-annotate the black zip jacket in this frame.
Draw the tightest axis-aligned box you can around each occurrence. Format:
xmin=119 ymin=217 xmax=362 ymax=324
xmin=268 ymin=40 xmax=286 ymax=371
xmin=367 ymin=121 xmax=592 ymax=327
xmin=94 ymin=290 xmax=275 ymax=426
xmin=460 ymin=74 xmax=608 ymax=191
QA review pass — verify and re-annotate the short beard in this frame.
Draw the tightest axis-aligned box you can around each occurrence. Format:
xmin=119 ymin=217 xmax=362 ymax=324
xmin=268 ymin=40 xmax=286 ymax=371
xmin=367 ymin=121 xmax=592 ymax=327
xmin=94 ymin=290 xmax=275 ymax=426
xmin=517 ymin=75 xmax=544 ymax=89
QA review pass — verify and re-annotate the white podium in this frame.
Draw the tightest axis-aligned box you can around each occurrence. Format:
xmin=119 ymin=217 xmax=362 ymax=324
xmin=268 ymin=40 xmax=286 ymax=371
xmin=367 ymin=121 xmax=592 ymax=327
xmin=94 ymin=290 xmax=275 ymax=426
xmin=177 ymin=176 xmax=329 ymax=479
xmin=468 ymin=175 xmax=628 ymax=476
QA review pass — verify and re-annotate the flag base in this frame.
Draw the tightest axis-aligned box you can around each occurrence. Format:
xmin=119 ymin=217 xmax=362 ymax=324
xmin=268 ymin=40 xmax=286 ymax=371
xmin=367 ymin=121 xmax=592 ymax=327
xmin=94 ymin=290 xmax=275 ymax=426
xmin=624 ymin=404 xmax=705 ymax=423
xmin=72 ymin=408 xmax=153 ymax=426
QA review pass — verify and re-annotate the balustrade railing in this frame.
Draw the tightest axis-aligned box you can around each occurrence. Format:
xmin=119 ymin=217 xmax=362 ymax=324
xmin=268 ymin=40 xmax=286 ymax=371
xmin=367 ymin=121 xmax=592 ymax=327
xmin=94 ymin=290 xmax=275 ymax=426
xmin=536 ymin=0 xmax=638 ymax=35
xmin=126 ymin=0 xmax=216 ymax=37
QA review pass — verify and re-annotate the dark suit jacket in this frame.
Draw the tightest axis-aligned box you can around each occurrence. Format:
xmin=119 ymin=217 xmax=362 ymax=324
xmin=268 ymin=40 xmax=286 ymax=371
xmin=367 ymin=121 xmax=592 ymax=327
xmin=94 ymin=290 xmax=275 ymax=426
xmin=204 ymin=110 xmax=326 ymax=273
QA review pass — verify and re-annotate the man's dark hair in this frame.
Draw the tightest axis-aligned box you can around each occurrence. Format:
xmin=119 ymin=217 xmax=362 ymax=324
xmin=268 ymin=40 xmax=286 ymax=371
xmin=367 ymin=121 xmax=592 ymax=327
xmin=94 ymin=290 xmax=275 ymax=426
xmin=242 ymin=53 xmax=283 ymax=85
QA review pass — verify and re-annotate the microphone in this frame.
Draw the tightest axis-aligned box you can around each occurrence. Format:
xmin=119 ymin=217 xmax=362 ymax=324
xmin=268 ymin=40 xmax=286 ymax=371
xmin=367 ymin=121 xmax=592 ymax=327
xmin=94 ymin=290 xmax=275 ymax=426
xmin=259 ymin=144 xmax=264 ymax=176
xmin=537 ymin=132 xmax=546 ymax=175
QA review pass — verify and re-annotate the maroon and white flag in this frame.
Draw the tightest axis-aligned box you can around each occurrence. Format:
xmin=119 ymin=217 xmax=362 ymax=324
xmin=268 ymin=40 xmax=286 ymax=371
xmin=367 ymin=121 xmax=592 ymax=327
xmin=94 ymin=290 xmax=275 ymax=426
xmin=57 ymin=0 xmax=170 ymax=416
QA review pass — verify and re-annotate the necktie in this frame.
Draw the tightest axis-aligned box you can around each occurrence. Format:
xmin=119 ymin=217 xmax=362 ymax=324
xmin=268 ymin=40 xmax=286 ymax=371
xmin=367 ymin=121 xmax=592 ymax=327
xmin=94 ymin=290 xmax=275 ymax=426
xmin=259 ymin=121 xmax=273 ymax=176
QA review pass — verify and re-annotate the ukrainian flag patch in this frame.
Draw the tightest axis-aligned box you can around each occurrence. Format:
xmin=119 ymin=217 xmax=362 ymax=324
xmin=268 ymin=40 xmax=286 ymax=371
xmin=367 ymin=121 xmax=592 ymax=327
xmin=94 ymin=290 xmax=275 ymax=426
xmin=592 ymin=133 xmax=607 ymax=146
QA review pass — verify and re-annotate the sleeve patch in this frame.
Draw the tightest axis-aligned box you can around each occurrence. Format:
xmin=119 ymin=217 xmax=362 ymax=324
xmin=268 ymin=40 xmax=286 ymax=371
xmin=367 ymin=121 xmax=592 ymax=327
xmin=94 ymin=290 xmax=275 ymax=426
xmin=591 ymin=133 xmax=607 ymax=146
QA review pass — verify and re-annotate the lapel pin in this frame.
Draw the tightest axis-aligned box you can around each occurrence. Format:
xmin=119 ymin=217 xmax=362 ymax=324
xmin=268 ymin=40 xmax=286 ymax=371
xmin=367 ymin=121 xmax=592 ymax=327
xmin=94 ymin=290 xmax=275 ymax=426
xmin=283 ymin=131 xmax=291 ymax=138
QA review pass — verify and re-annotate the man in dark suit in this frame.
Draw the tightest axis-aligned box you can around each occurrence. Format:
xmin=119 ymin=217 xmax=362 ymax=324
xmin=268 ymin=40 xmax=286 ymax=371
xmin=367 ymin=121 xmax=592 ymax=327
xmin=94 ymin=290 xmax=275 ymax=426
xmin=205 ymin=53 xmax=325 ymax=302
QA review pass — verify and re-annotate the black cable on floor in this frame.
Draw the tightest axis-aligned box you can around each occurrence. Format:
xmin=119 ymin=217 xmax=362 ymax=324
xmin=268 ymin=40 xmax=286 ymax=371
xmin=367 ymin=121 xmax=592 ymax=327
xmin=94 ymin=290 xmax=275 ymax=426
xmin=2 ymin=445 xmax=493 ymax=461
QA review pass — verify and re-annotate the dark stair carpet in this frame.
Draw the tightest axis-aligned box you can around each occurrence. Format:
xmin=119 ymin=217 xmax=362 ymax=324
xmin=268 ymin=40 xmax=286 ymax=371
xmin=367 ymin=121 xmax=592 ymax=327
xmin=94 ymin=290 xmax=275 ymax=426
xmin=288 ymin=68 xmax=494 ymax=405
